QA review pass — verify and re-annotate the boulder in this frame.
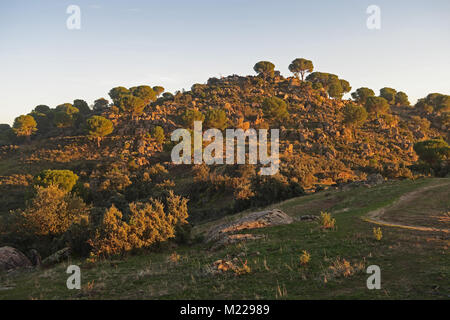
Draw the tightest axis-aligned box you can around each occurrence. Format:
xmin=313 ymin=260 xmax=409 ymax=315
xmin=0 ymin=246 xmax=32 ymax=271
xmin=366 ymin=173 xmax=385 ymax=186
xmin=206 ymin=209 xmax=293 ymax=244
xmin=42 ymin=247 xmax=71 ymax=267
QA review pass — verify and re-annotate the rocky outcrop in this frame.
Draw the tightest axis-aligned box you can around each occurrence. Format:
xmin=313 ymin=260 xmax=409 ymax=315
xmin=42 ymin=247 xmax=71 ymax=267
xmin=205 ymin=209 xmax=294 ymax=248
xmin=0 ymin=246 xmax=32 ymax=271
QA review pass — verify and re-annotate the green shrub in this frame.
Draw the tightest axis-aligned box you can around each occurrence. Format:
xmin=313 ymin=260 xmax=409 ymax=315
xmin=35 ymin=169 xmax=79 ymax=192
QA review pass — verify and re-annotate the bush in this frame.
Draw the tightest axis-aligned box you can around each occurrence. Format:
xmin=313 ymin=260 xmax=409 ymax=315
xmin=35 ymin=169 xmax=79 ymax=192
xmin=89 ymin=191 xmax=188 ymax=258
xmin=343 ymin=103 xmax=368 ymax=128
xmin=319 ymin=211 xmax=336 ymax=229
xmin=262 ymin=97 xmax=288 ymax=123
xmin=15 ymin=185 xmax=89 ymax=237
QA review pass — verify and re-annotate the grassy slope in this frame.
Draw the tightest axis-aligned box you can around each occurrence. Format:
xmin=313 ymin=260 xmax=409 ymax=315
xmin=1 ymin=178 xmax=449 ymax=300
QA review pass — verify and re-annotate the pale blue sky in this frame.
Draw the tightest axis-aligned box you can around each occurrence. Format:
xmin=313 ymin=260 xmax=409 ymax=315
xmin=0 ymin=0 xmax=449 ymax=125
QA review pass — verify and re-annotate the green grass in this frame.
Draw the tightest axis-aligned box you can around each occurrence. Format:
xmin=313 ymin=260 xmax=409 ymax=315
xmin=1 ymin=178 xmax=449 ymax=300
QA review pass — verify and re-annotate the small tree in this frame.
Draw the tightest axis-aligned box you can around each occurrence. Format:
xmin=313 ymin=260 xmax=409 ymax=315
xmin=130 ymin=85 xmax=157 ymax=105
xmin=288 ymin=58 xmax=314 ymax=81
xmin=253 ymin=61 xmax=275 ymax=88
xmin=205 ymin=108 xmax=229 ymax=130
xmin=93 ymin=98 xmax=110 ymax=111
xmin=73 ymin=99 xmax=91 ymax=114
xmin=86 ymin=116 xmax=114 ymax=147
xmin=152 ymin=126 xmax=165 ymax=145
xmin=380 ymin=87 xmax=397 ymax=104
xmin=181 ymin=109 xmax=205 ymax=128
xmin=12 ymin=115 xmax=37 ymax=141
xmin=118 ymin=95 xmax=147 ymax=119
xmin=53 ymin=111 xmax=74 ymax=129
xmin=109 ymin=87 xmax=130 ymax=105
xmin=413 ymin=139 xmax=450 ymax=167
xmin=34 ymin=105 xmax=51 ymax=114
xmin=351 ymin=87 xmax=375 ymax=104
xmin=343 ymin=103 xmax=368 ymax=128
xmin=394 ymin=91 xmax=410 ymax=106
xmin=35 ymin=169 xmax=79 ymax=192
xmin=365 ymin=96 xmax=390 ymax=117
xmin=327 ymin=80 xmax=344 ymax=99
xmin=262 ymin=97 xmax=289 ymax=123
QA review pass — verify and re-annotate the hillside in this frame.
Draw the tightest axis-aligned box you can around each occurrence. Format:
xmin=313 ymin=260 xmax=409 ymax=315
xmin=0 ymin=67 xmax=449 ymax=299
xmin=0 ymin=72 xmax=448 ymax=223
xmin=1 ymin=178 xmax=449 ymax=299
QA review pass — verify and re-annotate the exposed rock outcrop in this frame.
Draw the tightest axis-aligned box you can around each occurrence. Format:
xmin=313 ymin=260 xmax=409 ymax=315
xmin=205 ymin=209 xmax=293 ymax=248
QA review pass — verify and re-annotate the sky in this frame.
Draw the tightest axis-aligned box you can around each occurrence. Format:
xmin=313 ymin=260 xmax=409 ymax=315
xmin=0 ymin=0 xmax=449 ymax=125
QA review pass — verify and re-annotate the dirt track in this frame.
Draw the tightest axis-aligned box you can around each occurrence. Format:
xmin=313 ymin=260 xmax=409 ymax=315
xmin=365 ymin=181 xmax=450 ymax=233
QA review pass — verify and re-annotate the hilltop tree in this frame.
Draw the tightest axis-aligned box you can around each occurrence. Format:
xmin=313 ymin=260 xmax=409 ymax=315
xmin=53 ymin=111 xmax=74 ymax=129
xmin=34 ymin=105 xmax=51 ymax=114
xmin=395 ymin=91 xmax=410 ymax=106
xmin=416 ymin=93 xmax=450 ymax=113
xmin=56 ymin=103 xmax=79 ymax=115
xmin=413 ymin=139 xmax=450 ymax=167
xmin=351 ymin=87 xmax=375 ymax=104
xmin=93 ymin=98 xmax=109 ymax=111
xmin=305 ymin=72 xmax=349 ymax=98
xmin=153 ymin=86 xmax=165 ymax=97
xmin=130 ymin=85 xmax=157 ymax=105
xmin=380 ymin=87 xmax=397 ymax=104
xmin=365 ymin=96 xmax=390 ymax=117
xmin=73 ymin=99 xmax=91 ymax=114
xmin=288 ymin=58 xmax=314 ymax=80
xmin=109 ymin=87 xmax=130 ymax=105
xmin=339 ymin=79 xmax=351 ymax=94
xmin=118 ymin=95 xmax=147 ymax=119
xmin=0 ymin=124 xmax=12 ymax=144
xmin=29 ymin=111 xmax=52 ymax=134
xmin=86 ymin=116 xmax=114 ymax=147
xmin=12 ymin=115 xmax=37 ymax=141
xmin=253 ymin=61 xmax=275 ymax=87
xmin=262 ymin=97 xmax=288 ymax=123
xmin=35 ymin=169 xmax=79 ymax=192
xmin=343 ymin=103 xmax=368 ymax=128
xmin=327 ymin=80 xmax=343 ymax=99
xmin=205 ymin=109 xmax=229 ymax=130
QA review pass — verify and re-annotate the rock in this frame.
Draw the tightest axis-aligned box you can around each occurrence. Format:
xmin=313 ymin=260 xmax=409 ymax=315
xmin=42 ymin=247 xmax=71 ymax=267
xmin=366 ymin=173 xmax=385 ymax=186
xmin=0 ymin=246 xmax=32 ymax=271
xmin=205 ymin=209 xmax=293 ymax=245
xmin=296 ymin=215 xmax=319 ymax=222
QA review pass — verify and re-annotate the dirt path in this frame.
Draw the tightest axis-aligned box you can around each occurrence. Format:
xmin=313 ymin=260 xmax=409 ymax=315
xmin=364 ymin=181 xmax=450 ymax=233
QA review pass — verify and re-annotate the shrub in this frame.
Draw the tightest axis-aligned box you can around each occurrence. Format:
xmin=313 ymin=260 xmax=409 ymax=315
xmin=152 ymin=126 xmax=165 ymax=145
xmin=262 ymin=97 xmax=289 ymax=123
xmin=413 ymin=139 xmax=450 ymax=167
xmin=35 ymin=169 xmax=79 ymax=192
xmin=89 ymin=191 xmax=188 ymax=258
xmin=319 ymin=211 xmax=336 ymax=229
xmin=365 ymin=96 xmax=390 ymax=117
xmin=373 ymin=227 xmax=383 ymax=241
xmin=86 ymin=116 xmax=114 ymax=147
xmin=343 ymin=103 xmax=368 ymax=128
xmin=15 ymin=185 xmax=89 ymax=237
xmin=299 ymin=250 xmax=311 ymax=266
